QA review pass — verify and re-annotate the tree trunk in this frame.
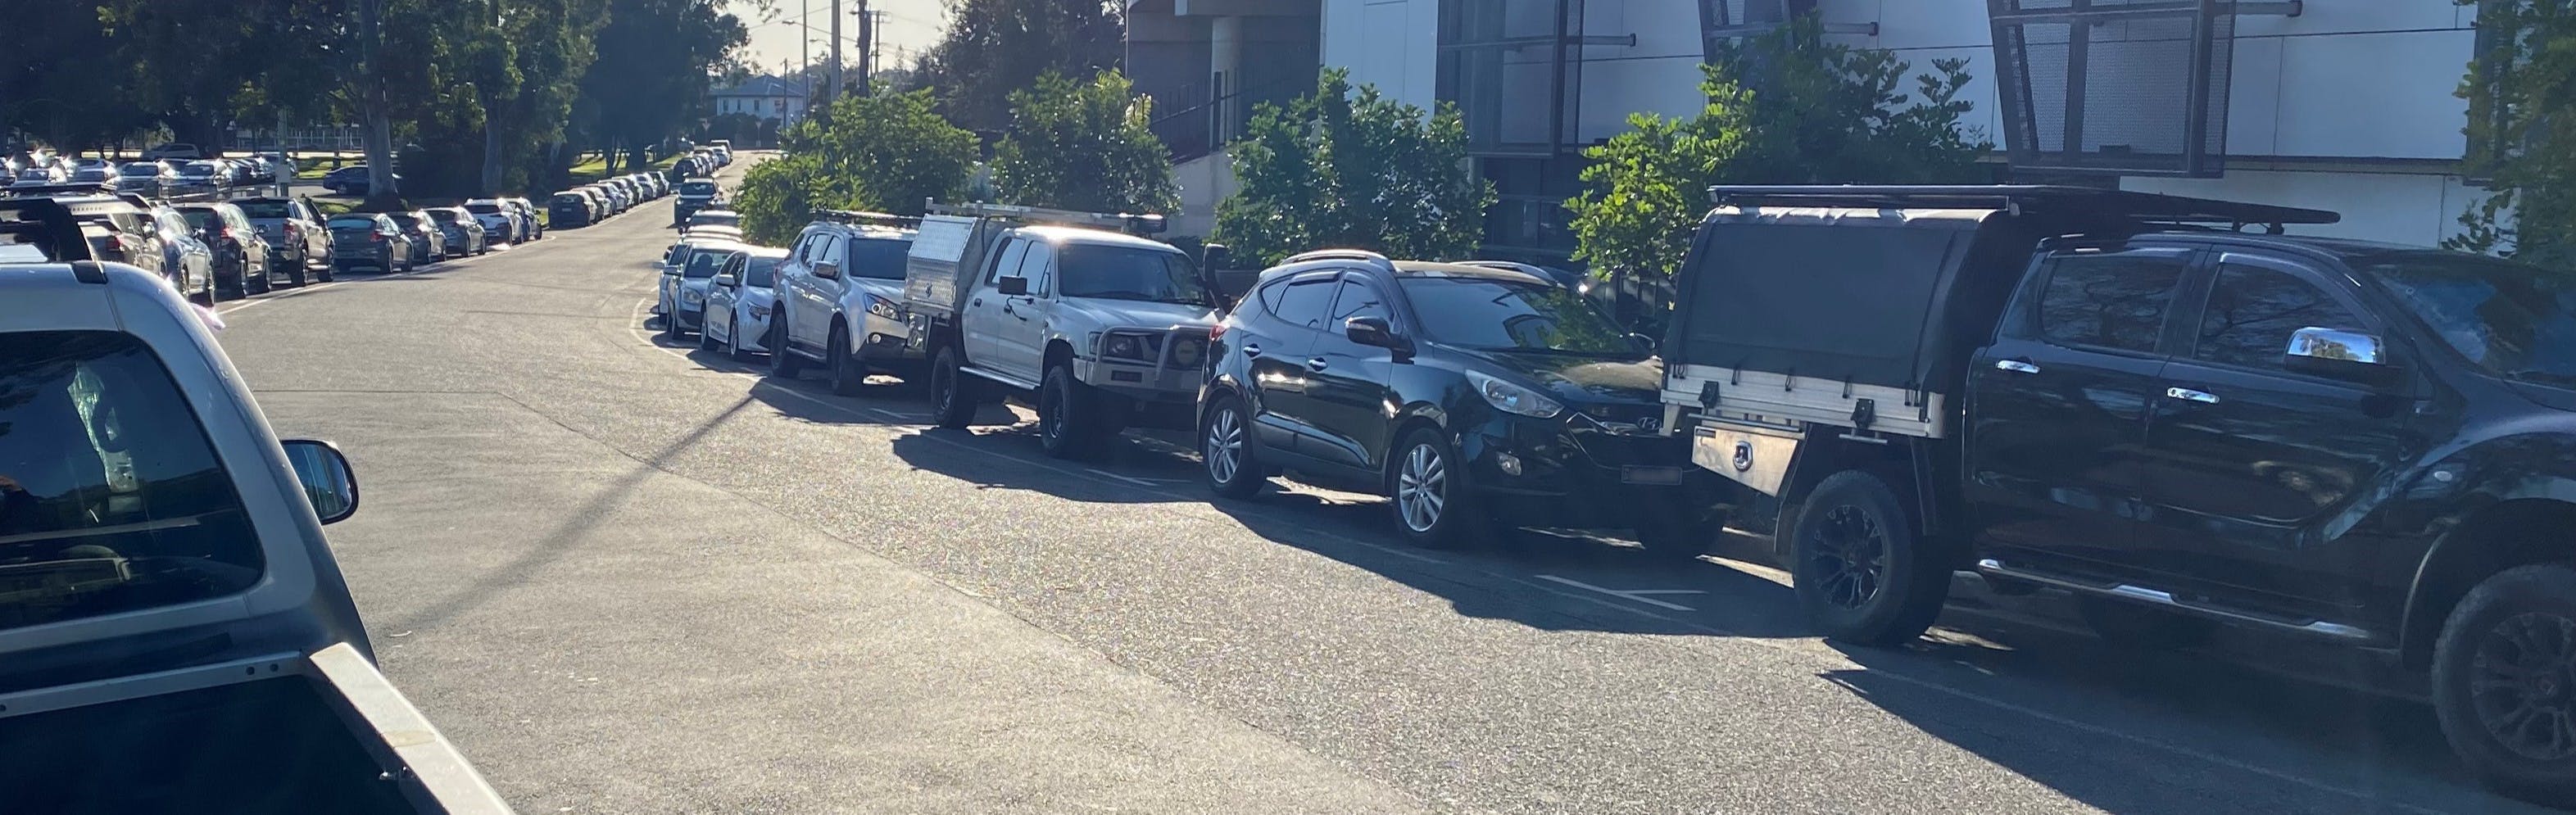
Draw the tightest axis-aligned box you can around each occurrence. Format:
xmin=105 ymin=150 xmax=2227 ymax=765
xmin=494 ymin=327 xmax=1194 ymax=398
xmin=356 ymin=0 xmax=401 ymax=209
xmin=480 ymin=106 xmax=505 ymax=196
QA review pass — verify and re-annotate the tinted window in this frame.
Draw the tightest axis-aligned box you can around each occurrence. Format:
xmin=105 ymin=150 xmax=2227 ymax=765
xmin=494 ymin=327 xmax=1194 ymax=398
xmin=2035 ymin=253 xmax=2188 ymax=354
xmin=683 ymin=247 xmax=734 ymax=278
xmin=2193 ymin=263 xmax=2361 ymax=370
xmin=1271 ymin=278 xmax=1338 ymax=330
xmin=2369 ymin=252 xmax=2576 ymax=384
xmin=743 ymin=256 xmax=782 ymax=288
xmin=177 ymin=210 xmax=221 ymax=232
xmin=680 ymin=181 xmax=719 ymax=197
xmin=1057 ymin=246 xmax=1204 ymax=305
xmin=0 ymin=331 xmax=264 ymax=631
xmin=464 ymin=203 xmax=501 ymax=214
xmin=119 ymin=165 xmax=159 ymax=176
xmin=325 ymin=216 xmax=378 ymax=230
xmin=846 ymin=238 xmax=913 ymax=280
xmin=1396 ymin=277 xmax=1635 ymax=355
xmin=1329 ymin=278 xmax=1388 ymax=324
xmin=234 ymin=201 xmax=291 ymax=220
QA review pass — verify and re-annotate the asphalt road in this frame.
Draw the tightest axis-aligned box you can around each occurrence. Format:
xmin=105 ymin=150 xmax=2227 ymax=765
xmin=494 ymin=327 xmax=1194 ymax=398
xmin=203 ymin=161 xmax=2561 ymax=814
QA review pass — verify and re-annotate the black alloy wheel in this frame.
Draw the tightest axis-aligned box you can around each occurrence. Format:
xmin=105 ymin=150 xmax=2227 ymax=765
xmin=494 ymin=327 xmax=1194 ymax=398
xmin=1788 ymin=470 xmax=1948 ymax=646
xmin=2435 ymin=564 xmax=2576 ymax=803
xmin=928 ymin=345 xmax=974 ymax=429
xmin=1036 ymin=364 xmax=1098 ymax=460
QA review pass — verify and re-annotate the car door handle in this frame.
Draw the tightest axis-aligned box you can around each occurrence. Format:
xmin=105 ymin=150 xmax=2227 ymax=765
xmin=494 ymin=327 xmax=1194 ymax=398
xmin=2166 ymin=387 xmax=2220 ymax=405
xmin=1994 ymin=359 xmax=2040 ymax=374
xmin=1307 ymin=358 xmax=1328 ymax=372
xmin=970 ymin=297 xmax=982 ymax=307
xmin=1242 ymin=343 xmax=1261 ymax=359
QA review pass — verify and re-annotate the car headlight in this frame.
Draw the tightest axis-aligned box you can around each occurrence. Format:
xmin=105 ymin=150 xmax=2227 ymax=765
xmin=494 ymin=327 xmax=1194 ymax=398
xmin=1466 ymin=370 xmax=1563 ymax=419
xmin=864 ymin=294 xmax=900 ymax=320
xmin=1169 ymin=337 xmax=1205 ymax=367
xmin=1101 ymin=333 xmax=1149 ymax=360
xmin=683 ymin=289 xmax=705 ymax=304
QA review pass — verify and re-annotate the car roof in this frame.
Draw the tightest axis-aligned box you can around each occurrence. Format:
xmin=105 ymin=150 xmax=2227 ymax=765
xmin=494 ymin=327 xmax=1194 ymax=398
xmin=737 ymin=246 xmax=791 ymax=258
xmin=1016 ymin=224 xmax=1181 ymax=251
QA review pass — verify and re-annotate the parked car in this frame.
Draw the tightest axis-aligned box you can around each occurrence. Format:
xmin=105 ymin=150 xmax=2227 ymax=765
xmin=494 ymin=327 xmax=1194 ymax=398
xmin=229 ymin=156 xmax=268 ymax=188
xmin=10 ymin=193 xmax=171 ymax=286
xmin=0 ymin=206 xmax=510 ymax=813
xmin=424 ymin=206 xmax=488 ymax=256
xmin=145 ymin=203 xmax=219 ymax=301
xmin=115 ymin=161 xmax=177 ymax=193
xmin=658 ymin=237 xmax=746 ymax=339
xmin=63 ymin=159 xmax=118 ymax=189
xmin=686 ymin=209 xmax=740 ymax=232
xmin=674 ymin=176 xmax=720 ymax=225
xmin=325 ymin=212 xmax=415 ymax=273
xmin=175 ymin=201 xmax=274 ymax=297
xmin=1198 ymin=251 xmax=1708 ymax=549
xmin=549 ymin=191 xmax=595 ymax=228
xmin=769 ymin=212 xmax=919 ymax=390
xmin=234 ymin=196 xmax=333 ymax=284
xmin=175 ymin=160 xmax=229 ymax=192
xmin=8 ymin=164 xmax=66 ymax=189
xmin=505 ymin=197 xmax=545 ymax=240
xmin=702 ymin=246 xmax=791 ymax=360
xmin=1647 ymin=183 xmax=2576 ymax=801
xmin=320 ymin=165 xmax=398 ymax=196
xmin=462 ymin=198 xmax=524 ymax=244
xmin=385 ymin=211 xmax=446 ymax=261
xmin=138 ymin=141 xmax=202 ymax=160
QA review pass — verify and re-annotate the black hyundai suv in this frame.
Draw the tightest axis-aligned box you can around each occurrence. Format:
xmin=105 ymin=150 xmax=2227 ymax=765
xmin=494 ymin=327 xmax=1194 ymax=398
xmin=1198 ymin=251 xmax=1718 ymax=550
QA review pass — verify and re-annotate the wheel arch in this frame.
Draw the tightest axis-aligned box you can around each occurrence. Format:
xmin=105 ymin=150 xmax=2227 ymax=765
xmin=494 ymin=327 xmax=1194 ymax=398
xmin=1773 ymin=434 xmax=1939 ymax=565
xmin=2400 ymin=496 xmax=2576 ymax=668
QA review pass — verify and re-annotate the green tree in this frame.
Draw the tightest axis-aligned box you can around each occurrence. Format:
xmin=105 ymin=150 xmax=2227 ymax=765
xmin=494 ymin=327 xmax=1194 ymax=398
xmin=1213 ymin=69 xmax=1491 ymax=266
xmin=2 ymin=4 xmax=156 ymax=152
xmin=578 ymin=0 xmax=748 ymax=173
xmin=916 ymin=0 xmax=1123 ymax=134
xmin=991 ymin=71 xmax=1178 ymax=213
xmin=1566 ymin=16 xmax=1989 ymax=282
xmin=735 ymin=89 xmax=978 ymax=243
xmin=2451 ymin=0 xmax=2576 ymax=269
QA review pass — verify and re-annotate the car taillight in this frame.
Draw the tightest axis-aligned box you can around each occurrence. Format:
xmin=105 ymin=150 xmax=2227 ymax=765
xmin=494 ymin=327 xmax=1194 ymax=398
xmin=371 ymin=232 xmax=387 ymax=242
xmin=1208 ymin=322 xmax=1227 ymax=342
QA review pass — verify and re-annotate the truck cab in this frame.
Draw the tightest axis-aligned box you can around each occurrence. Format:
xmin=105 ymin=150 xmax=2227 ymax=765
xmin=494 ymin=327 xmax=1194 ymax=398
xmin=904 ymin=202 xmax=1218 ymax=459
xmin=1660 ymin=185 xmax=2576 ymax=802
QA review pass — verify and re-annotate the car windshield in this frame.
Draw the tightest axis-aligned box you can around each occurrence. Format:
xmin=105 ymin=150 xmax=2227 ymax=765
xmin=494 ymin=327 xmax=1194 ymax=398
xmin=326 ymin=216 xmax=377 ymax=230
xmin=683 ymin=247 xmax=733 ymax=279
xmin=177 ymin=210 xmax=224 ymax=232
xmin=388 ymin=214 xmax=424 ymax=229
xmin=690 ymin=212 xmax=739 ymax=228
xmin=0 ymin=331 xmax=265 ymax=631
xmin=1055 ymin=245 xmax=1204 ymax=305
xmin=742 ymin=256 xmax=781 ymax=288
xmin=1395 ymin=275 xmax=1637 ymax=355
xmin=179 ymin=163 xmax=216 ymax=174
xmin=680 ymin=181 xmax=718 ymax=197
xmin=465 ymin=203 xmax=501 ymax=214
xmin=2366 ymin=252 xmax=2576 ymax=386
xmin=233 ymin=201 xmax=291 ymax=220
xmin=846 ymin=237 xmax=912 ymax=279
xmin=118 ymin=165 xmax=159 ymax=176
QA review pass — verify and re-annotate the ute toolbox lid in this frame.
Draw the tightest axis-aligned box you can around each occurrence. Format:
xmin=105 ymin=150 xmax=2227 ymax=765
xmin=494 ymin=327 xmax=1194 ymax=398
xmin=1662 ymin=185 xmax=2339 ymax=437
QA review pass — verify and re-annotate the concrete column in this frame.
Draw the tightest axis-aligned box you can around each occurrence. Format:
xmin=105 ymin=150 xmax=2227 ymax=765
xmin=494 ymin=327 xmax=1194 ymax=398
xmin=1210 ymin=15 xmax=1244 ymax=143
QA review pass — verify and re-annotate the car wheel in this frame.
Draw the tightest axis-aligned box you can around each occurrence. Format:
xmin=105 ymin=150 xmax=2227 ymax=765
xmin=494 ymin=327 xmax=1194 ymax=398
xmin=766 ymin=319 xmax=803 ymax=378
xmin=828 ymin=324 xmax=865 ymax=396
xmin=1200 ymin=397 xmax=1264 ymax=499
xmin=697 ymin=319 xmax=715 ymax=351
xmin=249 ymin=254 xmax=271 ymax=294
xmin=1388 ymin=427 xmax=1489 ymax=550
xmin=727 ymin=319 xmax=748 ymax=361
xmin=2076 ymin=596 xmax=2215 ymax=650
xmin=1789 ymin=470 xmax=1950 ymax=647
xmin=928 ymin=345 xmax=976 ymax=429
xmin=664 ymin=306 xmax=682 ymax=341
xmin=288 ymin=251 xmax=310 ymax=287
xmin=1036 ymin=363 xmax=1104 ymax=460
xmin=2433 ymin=564 xmax=2576 ymax=804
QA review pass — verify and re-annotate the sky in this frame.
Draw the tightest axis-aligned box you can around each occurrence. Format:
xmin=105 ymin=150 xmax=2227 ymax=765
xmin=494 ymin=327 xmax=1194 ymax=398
xmin=729 ymin=0 xmax=950 ymax=78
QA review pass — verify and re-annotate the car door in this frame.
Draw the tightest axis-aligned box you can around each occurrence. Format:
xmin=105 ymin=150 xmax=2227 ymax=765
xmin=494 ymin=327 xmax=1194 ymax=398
xmin=795 ymin=233 xmax=845 ymax=354
xmin=776 ymin=232 xmax=820 ymax=348
xmin=1243 ymin=271 xmax=1347 ymax=456
xmin=2131 ymin=250 xmax=2429 ymax=609
xmin=1964 ymin=243 xmax=2197 ymax=575
xmin=705 ymin=252 xmax=742 ymax=342
xmin=1295 ymin=274 xmax=1402 ymax=471
xmin=964 ymin=236 xmax=1031 ymax=374
xmin=994 ymin=240 xmax=1056 ymax=383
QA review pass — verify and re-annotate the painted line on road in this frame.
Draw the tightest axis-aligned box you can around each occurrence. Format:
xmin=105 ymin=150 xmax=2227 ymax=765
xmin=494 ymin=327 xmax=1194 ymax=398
xmin=1532 ymin=574 xmax=1699 ymax=612
xmin=1084 ymin=468 xmax=1161 ymax=488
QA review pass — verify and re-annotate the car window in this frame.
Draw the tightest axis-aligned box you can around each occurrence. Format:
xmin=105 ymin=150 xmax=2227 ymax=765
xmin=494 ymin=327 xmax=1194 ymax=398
xmin=683 ymin=247 xmax=732 ymax=279
xmin=986 ymin=238 xmax=1032 ymax=286
xmin=326 ymin=216 xmax=376 ymax=229
xmin=847 ymin=237 xmax=912 ymax=280
xmin=0 ymin=331 xmax=265 ymax=631
xmin=1395 ymin=276 xmax=1635 ymax=355
xmin=1329 ymin=277 xmax=1388 ymax=325
xmin=2370 ymin=253 xmax=2576 ymax=385
xmin=2193 ymin=263 xmax=2362 ymax=371
xmin=178 ymin=210 xmax=220 ymax=233
xmin=743 ymin=256 xmax=781 ymax=288
xmin=1056 ymin=245 xmax=1204 ymax=305
xmin=234 ymin=200 xmax=290 ymax=220
xmin=1272 ymin=278 xmax=1339 ymax=331
xmin=2034 ymin=251 xmax=2189 ymax=355
xmin=1017 ymin=242 xmax=1056 ymax=295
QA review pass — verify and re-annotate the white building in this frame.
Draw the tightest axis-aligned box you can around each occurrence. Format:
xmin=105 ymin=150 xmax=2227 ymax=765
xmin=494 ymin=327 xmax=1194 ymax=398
xmin=1139 ymin=0 xmax=2491 ymax=261
xmin=710 ymin=75 xmax=811 ymax=124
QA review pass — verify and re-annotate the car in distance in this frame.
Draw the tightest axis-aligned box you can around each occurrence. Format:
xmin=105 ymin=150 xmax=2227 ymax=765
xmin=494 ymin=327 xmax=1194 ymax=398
xmin=659 ymin=237 xmax=746 ymax=340
xmin=549 ymin=191 xmax=595 ymax=228
xmin=506 ymin=197 xmax=545 ymax=240
xmin=234 ymin=197 xmax=333 ymax=285
xmin=8 ymin=163 xmax=66 ymax=189
xmin=319 ymin=165 xmax=400 ymax=196
xmin=702 ymin=246 xmax=791 ymax=360
xmin=769 ymin=212 xmax=918 ymax=389
xmin=143 ymin=203 xmax=219 ymax=303
xmin=463 ymin=198 xmax=524 ymax=244
xmin=673 ymin=176 xmax=720 ymax=225
xmin=325 ymin=212 xmax=415 ymax=273
xmin=174 ymin=160 xmax=229 ymax=192
xmin=116 ymin=161 xmax=178 ymax=194
xmin=138 ymin=141 xmax=202 ymax=160
xmin=423 ymin=206 xmax=488 ymax=256
xmin=174 ymin=201 xmax=274 ymax=297
xmin=384 ymin=211 xmax=446 ymax=262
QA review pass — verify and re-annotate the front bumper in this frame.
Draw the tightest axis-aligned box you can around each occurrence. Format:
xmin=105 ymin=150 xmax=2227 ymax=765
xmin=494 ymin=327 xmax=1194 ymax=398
xmin=673 ymin=304 xmax=705 ymax=328
xmin=1459 ymin=412 xmax=1720 ymax=529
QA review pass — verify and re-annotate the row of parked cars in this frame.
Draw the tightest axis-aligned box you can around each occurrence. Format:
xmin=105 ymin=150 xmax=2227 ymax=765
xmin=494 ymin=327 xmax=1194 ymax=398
xmin=637 ymin=189 xmax=2576 ymax=805
xmin=548 ymin=170 xmax=673 ymax=228
xmin=320 ymin=200 xmax=548 ymax=274
xmin=9 ymin=187 xmax=546 ymax=301
xmin=8 ymin=153 xmax=296 ymax=195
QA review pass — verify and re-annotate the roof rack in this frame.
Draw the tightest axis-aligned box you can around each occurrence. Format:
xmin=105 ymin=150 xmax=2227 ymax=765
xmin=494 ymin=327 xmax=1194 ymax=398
xmin=813 ymin=209 xmax=919 ymax=229
xmin=1281 ymin=248 xmax=1393 ymax=267
xmin=0 ymin=197 xmax=99 ymax=264
xmin=925 ymin=200 xmax=1168 ymax=235
xmin=1706 ymin=184 xmax=2341 ymax=230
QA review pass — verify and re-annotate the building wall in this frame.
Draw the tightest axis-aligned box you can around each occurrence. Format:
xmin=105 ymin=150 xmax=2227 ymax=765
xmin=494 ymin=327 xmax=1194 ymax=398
xmin=1321 ymin=0 xmax=1439 ymax=109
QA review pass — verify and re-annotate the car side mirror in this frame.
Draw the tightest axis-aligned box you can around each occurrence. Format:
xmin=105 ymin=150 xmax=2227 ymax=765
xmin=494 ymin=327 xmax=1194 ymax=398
xmin=1345 ymin=316 xmax=1410 ymax=355
xmin=2284 ymin=327 xmax=2401 ymax=385
xmin=1201 ymin=242 xmax=1231 ymax=272
xmin=712 ymin=274 xmax=738 ymax=288
xmin=813 ymin=262 xmax=841 ymax=280
xmin=996 ymin=276 xmax=1030 ymax=296
xmin=282 ymin=439 xmax=360 ymax=524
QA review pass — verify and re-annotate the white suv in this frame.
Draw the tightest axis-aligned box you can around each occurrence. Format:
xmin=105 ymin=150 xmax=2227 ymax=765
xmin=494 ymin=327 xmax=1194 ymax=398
xmin=767 ymin=212 xmax=919 ymax=394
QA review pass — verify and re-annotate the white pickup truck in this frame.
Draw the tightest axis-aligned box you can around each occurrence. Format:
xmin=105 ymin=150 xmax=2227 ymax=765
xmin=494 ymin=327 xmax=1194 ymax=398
xmin=902 ymin=202 xmax=1222 ymax=459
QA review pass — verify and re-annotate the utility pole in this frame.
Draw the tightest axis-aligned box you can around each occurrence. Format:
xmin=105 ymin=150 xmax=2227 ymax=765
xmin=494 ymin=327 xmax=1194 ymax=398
xmin=828 ymin=0 xmax=843 ymax=105
xmin=801 ymin=0 xmax=810 ymax=92
xmin=855 ymin=0 xmax=873 ymax=96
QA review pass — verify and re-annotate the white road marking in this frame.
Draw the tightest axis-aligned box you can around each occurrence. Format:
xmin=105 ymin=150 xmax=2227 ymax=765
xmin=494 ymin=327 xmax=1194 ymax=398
xmin=1531 ymin=574 xmax=1698 ymax=611
xmin=1084 ymin=468 xmax=1159 ymax=488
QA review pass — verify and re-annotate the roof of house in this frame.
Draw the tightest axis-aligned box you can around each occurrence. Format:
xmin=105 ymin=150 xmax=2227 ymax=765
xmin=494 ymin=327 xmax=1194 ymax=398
xmin=713 ymin=75 xmax=808 ymax=98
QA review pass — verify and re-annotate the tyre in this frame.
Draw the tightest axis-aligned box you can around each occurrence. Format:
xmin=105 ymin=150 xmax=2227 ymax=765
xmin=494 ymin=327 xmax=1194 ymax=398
xmin=1200 ymin=397 xmax=1264 ymax=499
xmin=288 ymin=251 xmax=310 ymax=287
xmin=828 ymin=324 xmax=865 ymax=396
xmin=726 ymin=320 xmax=748 ymax=361
xmin=1387 ymin=427 xmax=1489 ymax=549
xmin=1789 ymin=470 xmax=1950 ymax=646
xmin=2433 ymin=564 xmax=2576 ymax=804
xmin=663 ymin=304 xmax=681 ymax=341
xmin=765 ymin=319 xmax=803 ymax=378
xmin=927 ymin=345 xmax=976 ymax=429
xmin=697 ymin=319 xmax=715 ymax=351
xmin=247 ymin=254 xmax=270 ymax=294
xmin=1037 ymin=363 xmax=1104 ymax=460
xmin=2076 ymin=596 xmax=2215 ymax=650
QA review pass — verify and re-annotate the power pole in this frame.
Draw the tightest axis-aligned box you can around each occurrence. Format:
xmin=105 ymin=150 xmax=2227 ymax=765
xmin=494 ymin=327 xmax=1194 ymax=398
xmin=828 ymin=0 xmax=844 ymax=105
xmin=800 ymin=0 xmax=810 ymax=92
xmin=855 ymin=1 xmax=874 ymax=96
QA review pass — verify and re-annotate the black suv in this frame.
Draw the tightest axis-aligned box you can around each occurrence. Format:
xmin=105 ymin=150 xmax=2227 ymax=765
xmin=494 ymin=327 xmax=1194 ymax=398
xmin=1199 ymin=251 xmax=1716 ymax=550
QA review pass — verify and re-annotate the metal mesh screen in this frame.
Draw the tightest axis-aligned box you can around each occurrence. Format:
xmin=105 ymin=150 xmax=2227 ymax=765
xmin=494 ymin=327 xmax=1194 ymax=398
xmin=1989 ymin=0 xmax=2234 ymax=176
xmin=1439 ymin=0 xmax=1583 ymax=156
